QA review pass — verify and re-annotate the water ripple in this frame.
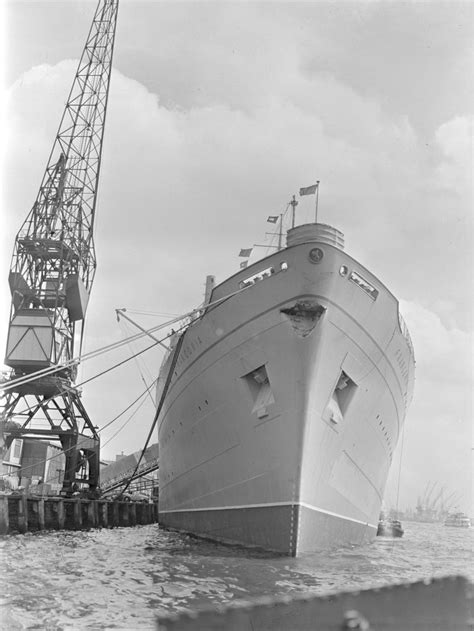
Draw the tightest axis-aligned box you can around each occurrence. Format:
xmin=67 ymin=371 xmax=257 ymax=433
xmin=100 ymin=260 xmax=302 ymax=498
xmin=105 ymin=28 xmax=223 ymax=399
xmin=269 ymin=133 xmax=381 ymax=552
xmin=1 ymin=521 xmax=472 ymax=629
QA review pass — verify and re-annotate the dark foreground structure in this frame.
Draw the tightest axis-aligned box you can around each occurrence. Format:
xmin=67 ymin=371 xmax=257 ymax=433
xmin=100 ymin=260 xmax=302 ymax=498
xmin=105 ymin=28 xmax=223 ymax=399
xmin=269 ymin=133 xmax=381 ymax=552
xmin=157 ymin=575 xmax=472 ymax=631
xmin=0 ymin=493 xmax=158 ymax=534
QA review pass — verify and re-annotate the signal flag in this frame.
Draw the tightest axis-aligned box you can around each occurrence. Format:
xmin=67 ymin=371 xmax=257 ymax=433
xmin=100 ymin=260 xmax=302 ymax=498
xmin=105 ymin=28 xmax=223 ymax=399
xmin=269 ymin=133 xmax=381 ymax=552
xmin=299 ymin=183 xmax=319 ymax=196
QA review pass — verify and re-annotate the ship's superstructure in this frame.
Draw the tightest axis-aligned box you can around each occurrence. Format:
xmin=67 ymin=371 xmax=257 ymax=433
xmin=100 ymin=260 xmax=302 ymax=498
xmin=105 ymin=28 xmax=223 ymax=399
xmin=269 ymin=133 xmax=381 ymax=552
xmin=444 ymin=512 xmax=471 ymax=528
xmin=157 ymin=222 xmax=415 ymax=555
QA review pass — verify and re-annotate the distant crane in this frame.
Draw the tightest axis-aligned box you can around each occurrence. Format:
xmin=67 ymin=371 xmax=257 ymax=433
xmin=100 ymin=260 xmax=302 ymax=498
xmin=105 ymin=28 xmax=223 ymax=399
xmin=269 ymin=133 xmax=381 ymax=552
xmin=424 ymin=481 xmax=438 ymax=509
xmin=1 ymin=0 xmax=119 ymax=494
xmin=416 ymin=480 xmax=433 ymax=513
xmin=428 ymin=485 xmax=445 ymax=514
xmin=441 ymin=491 xmax=457 ymax=513
xmin=444 ymin=492 xmax=461 ymax=515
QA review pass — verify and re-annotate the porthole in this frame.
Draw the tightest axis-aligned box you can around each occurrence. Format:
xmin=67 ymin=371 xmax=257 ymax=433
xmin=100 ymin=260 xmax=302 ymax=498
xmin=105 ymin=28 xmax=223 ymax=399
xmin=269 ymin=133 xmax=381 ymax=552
xmin=308 ymin=247 xmax=324 ymax=264
xmin=339 ymin=265 xmax=349 ymax=277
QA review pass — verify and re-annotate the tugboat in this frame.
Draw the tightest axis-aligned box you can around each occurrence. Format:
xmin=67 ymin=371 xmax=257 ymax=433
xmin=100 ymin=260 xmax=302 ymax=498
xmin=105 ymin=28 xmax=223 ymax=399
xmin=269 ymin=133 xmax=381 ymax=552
xmin=376 ymin=509 xmax=404 ymax=537
xmin=377 ymin=518 xmax=404 ymax=537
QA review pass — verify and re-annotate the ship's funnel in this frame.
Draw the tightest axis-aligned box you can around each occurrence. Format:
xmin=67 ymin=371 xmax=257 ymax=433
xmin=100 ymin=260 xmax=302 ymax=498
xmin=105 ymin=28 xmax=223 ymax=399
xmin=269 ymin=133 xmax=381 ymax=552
xmin=286 ymin=223 xmax=344 ymax=250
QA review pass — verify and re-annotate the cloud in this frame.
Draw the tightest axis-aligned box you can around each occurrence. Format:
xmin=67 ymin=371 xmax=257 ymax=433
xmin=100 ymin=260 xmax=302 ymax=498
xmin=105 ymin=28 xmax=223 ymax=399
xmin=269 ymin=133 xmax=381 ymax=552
xmin=435 ymin=116 xmax=473 ymax=193
xmin=2 ymin=31 xmax=472 ymax=511
xmin=401 ymin=300 xmax=472 ymax=385
xmin=385 ymin=301 xmax=472 ymax=512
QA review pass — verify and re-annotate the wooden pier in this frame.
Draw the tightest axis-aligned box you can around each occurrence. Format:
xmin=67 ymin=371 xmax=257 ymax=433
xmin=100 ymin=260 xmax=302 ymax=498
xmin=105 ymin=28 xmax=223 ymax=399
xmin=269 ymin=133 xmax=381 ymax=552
xmin=0 ymin=493 xmax=159 ymax=534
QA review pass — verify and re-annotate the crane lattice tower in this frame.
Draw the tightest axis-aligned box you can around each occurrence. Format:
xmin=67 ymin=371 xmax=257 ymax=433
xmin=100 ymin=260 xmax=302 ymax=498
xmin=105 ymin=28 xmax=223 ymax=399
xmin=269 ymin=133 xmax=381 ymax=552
xmin=1 ymin=0 xmax=119 ymax=494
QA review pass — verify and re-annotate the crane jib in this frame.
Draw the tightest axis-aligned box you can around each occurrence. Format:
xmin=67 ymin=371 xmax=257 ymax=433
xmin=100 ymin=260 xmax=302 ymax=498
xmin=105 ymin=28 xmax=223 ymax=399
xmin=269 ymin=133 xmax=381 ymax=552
xmin=2 ymin=0 xmax=120 ymax=497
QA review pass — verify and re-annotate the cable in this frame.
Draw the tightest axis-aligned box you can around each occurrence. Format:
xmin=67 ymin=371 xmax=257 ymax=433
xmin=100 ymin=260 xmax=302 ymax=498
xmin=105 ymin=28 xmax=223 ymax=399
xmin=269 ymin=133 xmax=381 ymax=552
xmin=4 ymin=309 xmax=198 ymax=420
xmin=117 ymin=317 xmax=156 ymax=405
xmin=1 ymin=381 xmax=153 ymax=480
xmin=261 ymin=202 xmax=292 ymax=258
xmin=116 ymin=331 xmax=186 ymax=498
xmin=124 ymin=309 xmax=181 ymax=318
xmin=2 ymin=283 xmax=249 ymax=392
xmin=101 ymin=391 xmax=151 ymax=448
xmin=2 ymin=283 xmax=252 ymax=487
xmin=395 ymin=421 xmax=406 ymax=518
xmin=1 ymin=313 xmax=180 ymax=391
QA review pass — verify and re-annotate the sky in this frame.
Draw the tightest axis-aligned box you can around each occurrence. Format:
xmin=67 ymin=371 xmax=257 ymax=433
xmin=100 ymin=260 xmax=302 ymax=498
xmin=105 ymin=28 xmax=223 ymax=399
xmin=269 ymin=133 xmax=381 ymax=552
xmin=1 ymin=0 xmax=472 ymax=516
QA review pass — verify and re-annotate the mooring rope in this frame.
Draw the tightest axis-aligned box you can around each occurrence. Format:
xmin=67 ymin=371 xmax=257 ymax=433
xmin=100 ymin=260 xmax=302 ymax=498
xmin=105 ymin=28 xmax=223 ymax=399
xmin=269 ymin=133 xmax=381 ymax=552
xmin=1 ymin=283 xmax=249 ymax=392
xmin=1 ymin=283 xmax=251 ymax=482
xmin=115 ymin=332 xmax=186 ymax=499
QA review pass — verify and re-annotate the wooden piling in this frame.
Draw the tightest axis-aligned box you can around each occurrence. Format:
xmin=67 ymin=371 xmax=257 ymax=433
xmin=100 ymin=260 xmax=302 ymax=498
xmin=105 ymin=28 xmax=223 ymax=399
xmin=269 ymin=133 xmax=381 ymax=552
xmin=0 ymin=495 xmax=9 ymax=534
xmin=87 ymin=501 xmax=95 ymax=528
xmin=57 ymin=499 xmax=65 ymax=530
xmin=0 ymin=493 xmax=159 ymax=534
xmin=18 ymin=495 xmax=28 ymax=533
xmin=129 ymin=502 xmax=137 ymax=526
xmin=38 ymin=499 xmax=45 ymax=530
xmin=100 ymin=501 xmax=108 ymax=528
xmin=121 ymin=502 xmax=130 ymax=527
xmin=74 ymin=499 xmax=82 ymax=529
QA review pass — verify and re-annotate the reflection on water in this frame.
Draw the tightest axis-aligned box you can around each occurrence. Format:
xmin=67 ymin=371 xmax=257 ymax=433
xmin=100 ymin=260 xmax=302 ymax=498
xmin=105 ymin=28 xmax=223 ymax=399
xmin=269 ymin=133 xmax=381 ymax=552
xmin=1 ymin=521 xmax=472 ymax=629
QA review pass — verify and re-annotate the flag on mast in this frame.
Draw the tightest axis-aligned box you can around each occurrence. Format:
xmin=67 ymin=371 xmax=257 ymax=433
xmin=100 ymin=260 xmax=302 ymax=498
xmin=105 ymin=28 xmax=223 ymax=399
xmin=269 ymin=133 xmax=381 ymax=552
xmin=239 ymin=248 xmax=252 ymax=257
xmin=299 ymin=183 xmax=319 ymax=196
xmin=267 ymin=216 xmax=278 ymax=223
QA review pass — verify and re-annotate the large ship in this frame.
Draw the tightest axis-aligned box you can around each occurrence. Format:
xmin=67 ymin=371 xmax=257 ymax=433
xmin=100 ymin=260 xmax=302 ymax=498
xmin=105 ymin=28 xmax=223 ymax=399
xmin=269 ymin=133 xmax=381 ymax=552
xmin=156 ymin=213 xmax=415 ymax=555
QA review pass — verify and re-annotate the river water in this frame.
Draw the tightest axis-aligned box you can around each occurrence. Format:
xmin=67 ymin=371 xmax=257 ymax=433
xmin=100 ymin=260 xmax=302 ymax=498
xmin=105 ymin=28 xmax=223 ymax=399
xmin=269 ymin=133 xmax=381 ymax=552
xmin=1 ymin=520 xmax=472 ymax=629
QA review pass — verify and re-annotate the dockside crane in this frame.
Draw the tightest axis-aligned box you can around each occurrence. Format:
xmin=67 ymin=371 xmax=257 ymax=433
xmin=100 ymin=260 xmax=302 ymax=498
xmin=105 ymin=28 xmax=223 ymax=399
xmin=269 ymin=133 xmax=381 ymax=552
xmin=428 ymin=485 xmax=445 ymax=519
xmin=416 ymin=481 xmax=432 ymax=513
xmin=1 ymin=0 xmax=119 ymax=494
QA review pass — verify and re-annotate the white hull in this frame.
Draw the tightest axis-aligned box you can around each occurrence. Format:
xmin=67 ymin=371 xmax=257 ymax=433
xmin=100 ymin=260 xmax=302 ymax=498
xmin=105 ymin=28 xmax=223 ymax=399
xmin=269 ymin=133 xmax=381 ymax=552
xmin=158 ymin=225 xmax=415 ymax=555
xmin=444 ymin=513 xmax=471 ymax=528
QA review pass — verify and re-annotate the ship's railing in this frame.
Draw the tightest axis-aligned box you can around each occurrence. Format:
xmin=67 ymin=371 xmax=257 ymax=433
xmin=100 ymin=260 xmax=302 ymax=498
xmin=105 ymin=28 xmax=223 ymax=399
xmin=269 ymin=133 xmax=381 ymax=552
xmin=398 ymin=312 xmax=415 ymax=358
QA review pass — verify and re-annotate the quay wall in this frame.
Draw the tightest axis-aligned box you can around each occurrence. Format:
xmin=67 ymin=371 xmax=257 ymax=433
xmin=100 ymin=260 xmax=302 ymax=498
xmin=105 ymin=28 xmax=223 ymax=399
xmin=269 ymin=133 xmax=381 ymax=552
xmin=0 ymin=493 xmax=159 ymax=534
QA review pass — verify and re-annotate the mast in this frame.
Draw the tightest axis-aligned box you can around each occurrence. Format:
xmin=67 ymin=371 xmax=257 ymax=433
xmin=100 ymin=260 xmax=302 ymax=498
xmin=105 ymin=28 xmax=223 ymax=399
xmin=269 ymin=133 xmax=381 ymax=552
xmin=278 ymin=213 xmax=283 ymax=251
xmin=314 ymin=180 xmax=320 ymax=223
xmin=1 ymin=0 xmax=119 ymax=495
xmin=290 ymin=195 xmax=298 ymax=228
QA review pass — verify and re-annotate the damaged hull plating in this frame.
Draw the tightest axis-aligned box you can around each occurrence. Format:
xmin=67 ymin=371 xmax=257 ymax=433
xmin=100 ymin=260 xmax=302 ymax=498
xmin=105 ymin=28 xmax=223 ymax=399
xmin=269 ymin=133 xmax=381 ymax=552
xmin=157 ymin=224 xmax=415 ymax=555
